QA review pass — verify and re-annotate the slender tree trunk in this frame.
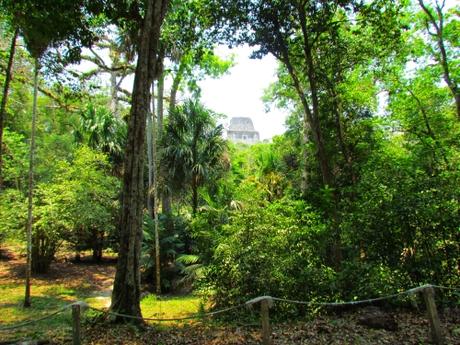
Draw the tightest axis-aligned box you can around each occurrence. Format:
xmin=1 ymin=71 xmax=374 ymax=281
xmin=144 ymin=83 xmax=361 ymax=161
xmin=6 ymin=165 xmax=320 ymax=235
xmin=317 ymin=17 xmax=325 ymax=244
xmin=157 ymin=59 xmax=165 ymax=132
xmin=110 ymin=71 xmax=119 ymax=118
xmin=110 ymin=0 xmax=169 ymax=321
xmin=152 ymin=86 xmax=161 ymax=295
xmin=330 ymin=88 xmax=356 ymax=187
xmin=24 ymin=59 xmax=39 ymax=308
xmin=169 ymin=60 xmax=185 ymax=114
xmin=156 ymin=67 xmax=172 ymax=215
xmin=300 ymin=115 xmax=310 ymax=196
xmin=418 ymin=0 xmax=459 ymax=119
xmin=147 ymin=87 xmax=154 ymax=217
xmin=148 ymin=81 xmax=161 ymax=295
xmin=297 ymin=6 xmax=341 ymax=268
xmin=406 ymin=87 xmax=449 ymax=167
xmin=0 ymin=28 xmax=19 ymax=189
xmin=299 ymin=26 xmax=333 ymax=187
xmin=192 ymin=175 xmax=198 ymax=216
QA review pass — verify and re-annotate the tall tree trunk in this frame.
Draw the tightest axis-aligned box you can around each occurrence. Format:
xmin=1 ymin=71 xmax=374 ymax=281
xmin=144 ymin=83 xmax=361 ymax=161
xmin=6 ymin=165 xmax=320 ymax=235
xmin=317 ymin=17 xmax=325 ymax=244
xmin=152 ymin=87 xmax=161 ymax=295
xmin=24 ymin=58 xmax=39 ymax=308
xmin=418 ymin=0 xmax=459 ymax=119
xmin=0 ymin=28 xmax=19 ymax=189
xmin=169 ymin=60 xmax=185 ymax=114
xmin=297 ymin=8 xmax=333 ymax=188
xmin=148 ymin=81 xmax=161 ymax=295
xmin=110 ymin=71 xmax=119 ymax=118
xmin=110 ymin=0 xmax=169 ymax=321
xmin=157 ymin=67 xmax=172 ymax=215
xmin=329 ymin=87 xmax=356 ymax=188
xmin=297 ymin=5 xmax=341 ymax=268
xmin=191 ymin=175 xmax=198 ymax=216
xmin=406 ymin=87 xmax=449 ymax=167
xmin=147 ymin=86 xmax=154 ymax=217
xmin=300 ymin=114 xmax=310 ymax=196
xmin=157 ymin=58 xmax=165 ymax=132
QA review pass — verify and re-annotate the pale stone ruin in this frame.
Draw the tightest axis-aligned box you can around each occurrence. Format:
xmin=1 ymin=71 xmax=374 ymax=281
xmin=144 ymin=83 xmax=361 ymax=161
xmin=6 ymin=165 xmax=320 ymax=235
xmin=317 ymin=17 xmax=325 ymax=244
xmin=226 ymin=117 xmax=260 ymax=144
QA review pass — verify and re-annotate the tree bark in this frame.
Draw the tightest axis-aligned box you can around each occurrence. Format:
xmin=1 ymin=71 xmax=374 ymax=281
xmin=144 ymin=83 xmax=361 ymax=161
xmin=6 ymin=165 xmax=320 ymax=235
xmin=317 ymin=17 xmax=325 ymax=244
xmin=274 ymin=4 xmax=341 ymax=268
xmin=110 ymin=71 xmax=119 ymax=118
xmin=169 ymin=60 xmax=185 ymax=114
xmin=0 ymin=28 xmax=19 ymax=189
xmin=192 ymin=175 xmax=198 ymax=216
xmin=418 ymin=0 xmax=459 ymax=119
xmin=92 ymin=228 xmax=103 ymax=262
xmin=110 ymin=0 xmax=169 ymax=322
xmin=31 ymin=231 xmax=56 ymax=274
xmin=147 ymin=86 xmax=154 ymax=218
xmin=152 ymin=85 xmax=161 ymax=295
xmin=329 ymin=87 xmax=356 ymax=187
xmin=157 ymin=58 xmax=165 ymax=133
xmin=24 ymin=58 xmax=39 ymax=307
xmin=297 ymin=6 xmax=334 ymax=188
xmin=300 ymin=116 xmax=310 ymax=197
xmin=148 ymin=80 xmax=161 ymax=295
xmin=406 ymin=86 xmax=449 ymax=166
xmin=157 ymin=66 xmax=172 ymax=216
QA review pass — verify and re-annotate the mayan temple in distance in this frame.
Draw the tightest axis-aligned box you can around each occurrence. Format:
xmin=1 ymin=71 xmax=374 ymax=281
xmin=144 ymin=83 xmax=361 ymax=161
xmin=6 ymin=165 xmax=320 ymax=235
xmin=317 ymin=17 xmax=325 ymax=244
xmin=226 ymin=117 xmax=260 ymax=145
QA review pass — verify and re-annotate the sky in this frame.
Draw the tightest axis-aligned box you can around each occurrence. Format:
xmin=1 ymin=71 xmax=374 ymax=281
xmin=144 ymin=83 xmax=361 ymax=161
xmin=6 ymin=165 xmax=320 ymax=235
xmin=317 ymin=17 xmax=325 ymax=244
xmin=198 ymin=45 xmax=288 ymax=141
xmin=198 ymin=0 xmax=458 ymax=140
xmin=77 ymin=43 xmax=287 ymax=141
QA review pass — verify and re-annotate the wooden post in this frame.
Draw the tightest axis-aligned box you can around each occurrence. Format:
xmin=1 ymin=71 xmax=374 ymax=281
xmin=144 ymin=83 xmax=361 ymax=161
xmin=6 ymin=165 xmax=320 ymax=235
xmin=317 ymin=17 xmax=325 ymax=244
xmin=422 ymin=286 xmax=444 ymax=345
xmin=72 ymin=303 xmax=81 ymax=345
xmin=260 ymin=298 xmax=272 ymax=345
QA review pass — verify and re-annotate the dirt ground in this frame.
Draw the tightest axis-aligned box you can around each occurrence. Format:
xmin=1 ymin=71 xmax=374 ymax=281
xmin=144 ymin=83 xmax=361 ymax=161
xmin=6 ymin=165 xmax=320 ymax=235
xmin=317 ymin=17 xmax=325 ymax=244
xmin=82 ymin=307 xmax=460 ymax=345
xmin=1 ymin=245 xmax=459 ymax=345
xmin=0 ymin=244 xmax=115 ymax=294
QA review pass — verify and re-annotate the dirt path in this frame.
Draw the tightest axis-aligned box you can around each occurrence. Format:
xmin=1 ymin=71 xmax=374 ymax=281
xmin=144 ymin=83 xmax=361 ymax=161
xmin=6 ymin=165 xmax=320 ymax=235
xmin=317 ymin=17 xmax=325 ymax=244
xmin=0 ymin=244 xmax=115 ymax=296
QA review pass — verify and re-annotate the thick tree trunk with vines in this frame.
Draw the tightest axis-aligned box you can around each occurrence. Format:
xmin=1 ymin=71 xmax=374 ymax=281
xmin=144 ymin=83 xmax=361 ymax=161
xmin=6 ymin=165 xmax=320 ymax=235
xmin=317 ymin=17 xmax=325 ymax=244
xmin=110 ymin=0 xmax=169 ymax=322
xmin=0 ymin=28 xmax=18 ymax=189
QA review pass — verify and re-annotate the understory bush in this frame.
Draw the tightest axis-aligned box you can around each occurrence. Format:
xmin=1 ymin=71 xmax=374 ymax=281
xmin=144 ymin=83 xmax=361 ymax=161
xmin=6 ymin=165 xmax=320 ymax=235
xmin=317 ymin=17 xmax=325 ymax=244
xmin=203 ymin=197 xmax=337 ymax=313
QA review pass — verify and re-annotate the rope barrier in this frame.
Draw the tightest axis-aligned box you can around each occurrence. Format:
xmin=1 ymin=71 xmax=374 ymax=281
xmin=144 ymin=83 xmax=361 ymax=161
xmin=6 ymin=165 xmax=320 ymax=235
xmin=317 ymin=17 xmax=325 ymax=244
xmin=271 ymin=285 xmax=439 ymax=307
xmin=89 ymin=302 xmax=248 ymax=322
xmin=0 ymin=304 xmax=72 ymax=331
xmin=0 ymin=284 xmax=458 ymax=330
xmin=431 ymin=284 xmax=460 ymax=293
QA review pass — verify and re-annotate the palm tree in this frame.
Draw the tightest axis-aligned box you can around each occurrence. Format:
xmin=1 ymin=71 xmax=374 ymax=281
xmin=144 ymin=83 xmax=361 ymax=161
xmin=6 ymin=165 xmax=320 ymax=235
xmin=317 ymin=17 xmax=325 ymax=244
xmin=75 ymin=104 xmax=127 ymax=175
xmin=162 ymin=99 xmax=226 ymax=215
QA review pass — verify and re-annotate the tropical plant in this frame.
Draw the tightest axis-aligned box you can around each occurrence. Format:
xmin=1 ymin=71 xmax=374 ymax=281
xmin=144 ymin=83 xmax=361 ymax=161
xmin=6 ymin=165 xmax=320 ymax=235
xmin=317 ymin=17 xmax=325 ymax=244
xmin=75 ymin=103 xmax=127 ymax=173
xmin=162 ymin=99 xmax=227 ymax=215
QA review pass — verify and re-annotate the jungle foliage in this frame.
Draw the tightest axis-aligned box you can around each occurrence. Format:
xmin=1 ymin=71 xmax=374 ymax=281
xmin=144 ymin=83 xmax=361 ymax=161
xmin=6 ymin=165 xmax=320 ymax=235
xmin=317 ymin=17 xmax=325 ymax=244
xmin=0 ymin=0 xmax=458 ymax=317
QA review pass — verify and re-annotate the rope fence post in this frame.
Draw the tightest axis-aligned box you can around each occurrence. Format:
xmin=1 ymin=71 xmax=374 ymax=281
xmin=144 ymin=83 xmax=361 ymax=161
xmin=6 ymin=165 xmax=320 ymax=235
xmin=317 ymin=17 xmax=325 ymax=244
xmin=422 ymin=286 xmax=444 ymax=345
xmin=72 ymin=303 xmax=81 ymax=345
xmin=260 ymin=297 xmax=272 ymax=345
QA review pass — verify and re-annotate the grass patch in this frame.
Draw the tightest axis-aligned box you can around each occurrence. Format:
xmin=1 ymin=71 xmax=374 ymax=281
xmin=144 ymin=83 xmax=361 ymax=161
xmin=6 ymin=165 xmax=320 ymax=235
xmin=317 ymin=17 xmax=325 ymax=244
xmin=141 ymin=294 xmax=203 ymax=324
xmin=0 ymin=282 xmax=203 ymax=343
xmin=0 ymin=243 xmax=204 ymax=343
xmin=0 ymin=284 xmax=78 ymax=342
